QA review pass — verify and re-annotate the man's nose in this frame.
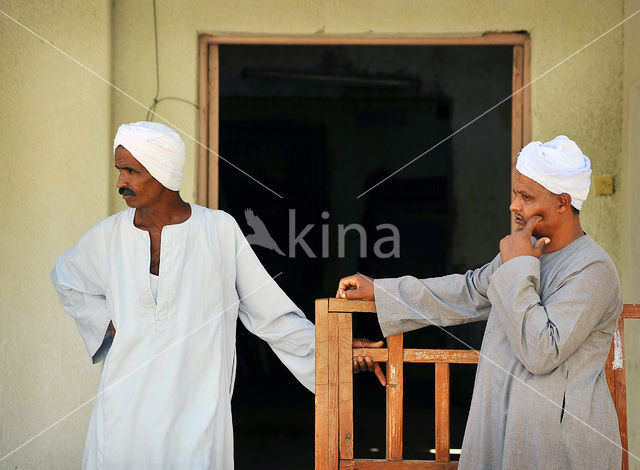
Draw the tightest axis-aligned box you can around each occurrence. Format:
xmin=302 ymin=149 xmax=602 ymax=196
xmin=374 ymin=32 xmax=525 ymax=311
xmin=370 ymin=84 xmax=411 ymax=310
xmin=509 ymin=197 xmax=520 ymax=213
xmin=116 ymin=172 xmax=126 ymax=188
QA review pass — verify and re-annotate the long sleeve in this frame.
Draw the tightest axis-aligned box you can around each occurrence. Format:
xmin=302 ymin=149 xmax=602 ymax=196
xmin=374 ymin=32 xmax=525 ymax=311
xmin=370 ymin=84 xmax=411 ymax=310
xmin=232 ymin=221 xmax=315 ymax=392
xmin=50 ymin=224 xmax=112 ymax=363
xmin=487 ymin=255 xmax=620 ymax=375
xmin=374 ymin=254 xmax=502 ymax=337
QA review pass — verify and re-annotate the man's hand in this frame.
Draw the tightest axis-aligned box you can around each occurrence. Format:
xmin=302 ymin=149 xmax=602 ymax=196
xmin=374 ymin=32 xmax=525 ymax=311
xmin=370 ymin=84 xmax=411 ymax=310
xmin=352 ymin=338 xmax=386 ymax=386
xmin=499 ymin=215 xmax=550 ymax=263
xmin=336 ymin=274 xmax=374 ymax=300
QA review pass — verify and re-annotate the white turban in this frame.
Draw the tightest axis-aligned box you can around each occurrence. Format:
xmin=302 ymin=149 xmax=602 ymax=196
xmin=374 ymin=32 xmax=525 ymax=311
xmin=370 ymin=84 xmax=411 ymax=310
xmin=113 ymin=121 xmax=186 ymax=191
xmin=516 ymin=135 xmax=591 ymax=210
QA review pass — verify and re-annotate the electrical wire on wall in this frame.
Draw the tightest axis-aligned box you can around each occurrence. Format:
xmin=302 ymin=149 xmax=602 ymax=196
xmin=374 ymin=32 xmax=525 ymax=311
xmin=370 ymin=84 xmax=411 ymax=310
xmin=145 ymin=0 xmax=198 ymax=121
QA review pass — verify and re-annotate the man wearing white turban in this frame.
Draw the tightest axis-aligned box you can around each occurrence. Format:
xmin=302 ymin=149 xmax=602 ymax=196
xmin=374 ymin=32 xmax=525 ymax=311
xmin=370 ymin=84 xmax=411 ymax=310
xmin=516 ymin=134 xmax=592 ymax=211
xmin=50 ymin=121 xmax=319 ymax=469
xmin=337 ymin=136 xmax=623 ymax=469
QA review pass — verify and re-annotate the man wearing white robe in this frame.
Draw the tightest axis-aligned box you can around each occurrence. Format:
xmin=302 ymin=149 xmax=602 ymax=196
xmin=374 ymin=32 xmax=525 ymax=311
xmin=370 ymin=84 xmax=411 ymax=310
xmin=51 ymin=121 xmax=316 ymax=469
xmin=337 ymin=136 xmax=623 ymax=469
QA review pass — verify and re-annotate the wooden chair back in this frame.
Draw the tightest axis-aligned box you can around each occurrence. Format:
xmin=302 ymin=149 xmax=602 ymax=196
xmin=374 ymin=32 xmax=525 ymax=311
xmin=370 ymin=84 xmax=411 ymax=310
xmin=314 ymin=299 xmax=639 ymax=470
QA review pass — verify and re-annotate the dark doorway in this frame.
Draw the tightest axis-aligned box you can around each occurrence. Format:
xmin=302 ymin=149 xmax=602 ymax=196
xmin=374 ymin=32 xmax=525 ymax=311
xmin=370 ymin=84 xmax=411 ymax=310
xmin=218 ymin=44 xmax=512 ymax=468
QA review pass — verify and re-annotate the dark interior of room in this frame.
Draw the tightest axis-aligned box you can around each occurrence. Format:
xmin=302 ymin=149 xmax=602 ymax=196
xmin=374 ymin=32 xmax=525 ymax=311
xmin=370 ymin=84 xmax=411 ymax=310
xmin=218 ymin=44 xmax=513 ymax=468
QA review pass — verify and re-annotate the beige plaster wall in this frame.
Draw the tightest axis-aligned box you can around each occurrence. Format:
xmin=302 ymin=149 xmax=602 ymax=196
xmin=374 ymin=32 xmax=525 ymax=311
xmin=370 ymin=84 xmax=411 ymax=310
xmin=0 ymin=1 xmax=112 ymax=467
xmin=622 ymin=0 xmax=640 ymax=467
xmin=1 ymin=0 xmax=635 ymax=467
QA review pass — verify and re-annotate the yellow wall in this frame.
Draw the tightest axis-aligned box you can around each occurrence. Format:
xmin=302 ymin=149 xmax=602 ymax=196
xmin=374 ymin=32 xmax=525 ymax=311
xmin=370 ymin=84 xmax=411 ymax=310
xmin=1 ymin=0 xmax=637 ymax=467
xmin=0 ymin=0 xmax=112 ymax=467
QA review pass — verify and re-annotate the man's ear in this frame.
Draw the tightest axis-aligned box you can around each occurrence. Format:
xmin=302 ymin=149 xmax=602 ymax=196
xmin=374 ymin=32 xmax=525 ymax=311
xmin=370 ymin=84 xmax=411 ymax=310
xmin=557 ymin=193 xmax=572 ymax=213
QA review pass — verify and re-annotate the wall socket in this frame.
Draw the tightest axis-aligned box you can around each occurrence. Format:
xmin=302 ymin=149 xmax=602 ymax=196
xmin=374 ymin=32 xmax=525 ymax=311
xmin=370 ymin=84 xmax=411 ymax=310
xmin=594 ymin=176 xmax=614 ymax=195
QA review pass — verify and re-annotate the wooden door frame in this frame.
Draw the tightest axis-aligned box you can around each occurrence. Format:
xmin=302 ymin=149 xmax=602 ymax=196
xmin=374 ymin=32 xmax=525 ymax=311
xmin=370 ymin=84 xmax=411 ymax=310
xmin=197 ymin=33 xmax=531 ymax=209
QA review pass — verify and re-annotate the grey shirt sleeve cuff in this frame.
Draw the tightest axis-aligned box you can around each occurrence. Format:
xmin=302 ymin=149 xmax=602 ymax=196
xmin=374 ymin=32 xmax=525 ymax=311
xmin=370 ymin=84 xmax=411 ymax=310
xmin=374 ymin=277 xmax=441 ymax=338
xmin=374 ymin=278 xmax=404 ymax=337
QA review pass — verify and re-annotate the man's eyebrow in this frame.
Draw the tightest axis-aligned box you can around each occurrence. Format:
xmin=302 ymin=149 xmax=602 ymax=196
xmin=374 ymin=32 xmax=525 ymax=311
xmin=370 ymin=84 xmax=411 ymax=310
xmin=513 ymin=187 xmax=533 ymax=196
xmin=114 ymin=165 xmax=136 ymax=171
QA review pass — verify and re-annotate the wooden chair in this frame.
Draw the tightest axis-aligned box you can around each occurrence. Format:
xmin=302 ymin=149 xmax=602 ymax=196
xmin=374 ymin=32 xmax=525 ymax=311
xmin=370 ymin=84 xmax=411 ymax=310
xmin=315 ymin=299 xmax=640 ymax=470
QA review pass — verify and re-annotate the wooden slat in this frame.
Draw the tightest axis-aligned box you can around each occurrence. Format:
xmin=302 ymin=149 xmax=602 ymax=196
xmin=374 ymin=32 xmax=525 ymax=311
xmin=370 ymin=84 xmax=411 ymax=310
xmin=404 ymin=349 xmax=479 ymax=364
xmin=339 ymin=313 xmax=354 ymax=460
xmin=622 ymin=304 xmax=640 ymax=319
xmin=614 ymin=318 xmax=629 ymax=470
xmin=196 ymin=36 xmax=209 ymax=206
xmin=511 ymin=44 xmax=524 ymax=161
xmin=329 ymin=299 xmax=377 ymax=313
xmin=386 ymin=334 xmax=404 ymax=460
xmin=352 ymin=348 xmax=480 ymax=363
xmin=605 ymin=311 xmax=632 ymax=470
xmin=328 ymin=312 xmax=341 ymax=469
xmin=510 ymin=44 xmax=524 ymax=233
xmin=353 ymin=348 xmax=388 ymax=362
xmin=522 ymin=34 xmax=532 ymax=146
xmin=207 ymin=45 xmax=220 ymax=209
xmin=315 ymin=299 xmax=329 ymax=470
xmin=605 ymin=341 xmax=615 ymax=401
xmin=339 ymin=459 xmax=458 ymax=469
xmin=201 ymin=33 xmax=528 ymax=46
xmin=434 ymin=363 xmax=450 ymax=462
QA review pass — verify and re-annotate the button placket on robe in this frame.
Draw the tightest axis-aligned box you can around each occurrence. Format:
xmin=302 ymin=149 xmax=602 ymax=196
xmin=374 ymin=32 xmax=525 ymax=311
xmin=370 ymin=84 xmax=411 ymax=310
xmin=134 ymin=225 xmax=161 ymax=330
xmin=154 ymin=226 xmax=174 ymax=334
xmin=152 ymin=275 xmax=166 ymax=333
xmin=154 ymin=222 xmax=187 ymax=333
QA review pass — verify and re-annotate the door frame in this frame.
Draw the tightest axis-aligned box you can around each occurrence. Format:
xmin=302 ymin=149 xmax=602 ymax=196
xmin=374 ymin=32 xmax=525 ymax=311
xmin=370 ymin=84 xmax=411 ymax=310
xmin=197 ymin=33 xmax=531 ymax=209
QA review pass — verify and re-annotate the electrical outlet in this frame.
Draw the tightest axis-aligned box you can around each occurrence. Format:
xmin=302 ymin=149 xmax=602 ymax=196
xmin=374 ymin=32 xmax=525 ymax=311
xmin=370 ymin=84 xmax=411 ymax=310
xmin=594 ymin=176 xmax=614 ymax=195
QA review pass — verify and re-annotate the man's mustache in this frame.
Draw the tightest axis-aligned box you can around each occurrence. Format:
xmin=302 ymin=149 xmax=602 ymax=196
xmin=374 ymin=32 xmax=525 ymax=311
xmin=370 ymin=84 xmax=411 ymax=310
xmin=514 ymin=213 xmax=526 ymax=224
xmin=119 ymin=187 xmax=136 ymax=197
